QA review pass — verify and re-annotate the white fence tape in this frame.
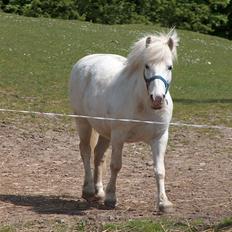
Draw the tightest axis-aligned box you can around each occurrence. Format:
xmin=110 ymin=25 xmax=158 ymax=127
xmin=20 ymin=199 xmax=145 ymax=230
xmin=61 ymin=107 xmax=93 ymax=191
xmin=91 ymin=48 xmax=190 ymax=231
xmin=0 ymin=108 xmax=232 ymax=131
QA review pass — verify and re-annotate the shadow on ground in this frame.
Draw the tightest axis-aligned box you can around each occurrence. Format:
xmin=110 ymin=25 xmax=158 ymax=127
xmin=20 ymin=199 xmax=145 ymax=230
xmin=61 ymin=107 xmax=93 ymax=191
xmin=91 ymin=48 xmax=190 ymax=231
xmin=0 ymin=194 xmax=105 ymax=215
xmin=173 ymin=98 xmax=232 ymax=104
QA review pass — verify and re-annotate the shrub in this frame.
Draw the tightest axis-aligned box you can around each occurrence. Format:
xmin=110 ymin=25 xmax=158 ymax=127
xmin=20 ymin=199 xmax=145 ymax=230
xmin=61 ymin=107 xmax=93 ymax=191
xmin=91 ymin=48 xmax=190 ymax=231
xmin=0 ymin=0 xmax=231 ymax=39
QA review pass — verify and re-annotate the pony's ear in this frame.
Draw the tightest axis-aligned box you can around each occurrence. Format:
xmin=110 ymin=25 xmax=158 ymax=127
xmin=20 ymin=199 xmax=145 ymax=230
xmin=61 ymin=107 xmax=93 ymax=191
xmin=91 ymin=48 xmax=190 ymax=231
xmin=167 ymin=29 xmax=179 ymax=51
xmin=167 ymin=37 xmax=174 ymax=51
xmin=146 ymin=36 xmax=151 ymax=48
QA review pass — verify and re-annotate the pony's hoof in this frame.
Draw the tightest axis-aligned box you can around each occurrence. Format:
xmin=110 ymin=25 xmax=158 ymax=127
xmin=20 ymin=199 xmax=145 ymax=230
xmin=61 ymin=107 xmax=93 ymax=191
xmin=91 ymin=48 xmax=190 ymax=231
xmin=94 ymin=190 xmax=105 ymax=201
xmin=82 ymin=191 xmax=95 ymax=202
xmin=158 ymin=201 xmax=174 ymax=213
xmin=104 ymin=199 xmax=116 ymax=209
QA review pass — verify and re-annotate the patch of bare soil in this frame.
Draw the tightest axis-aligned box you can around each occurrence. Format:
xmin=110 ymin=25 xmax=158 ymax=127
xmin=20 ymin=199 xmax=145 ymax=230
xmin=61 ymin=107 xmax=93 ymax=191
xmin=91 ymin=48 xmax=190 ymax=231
xmin=0 ymin=119 xmax=231 ymax=230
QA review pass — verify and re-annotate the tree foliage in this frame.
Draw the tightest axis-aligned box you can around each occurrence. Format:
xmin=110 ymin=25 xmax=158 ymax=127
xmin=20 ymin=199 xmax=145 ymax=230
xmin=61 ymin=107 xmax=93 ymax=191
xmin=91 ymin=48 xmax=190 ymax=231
xmin=0 ymin=0 xmax=231 ymax=39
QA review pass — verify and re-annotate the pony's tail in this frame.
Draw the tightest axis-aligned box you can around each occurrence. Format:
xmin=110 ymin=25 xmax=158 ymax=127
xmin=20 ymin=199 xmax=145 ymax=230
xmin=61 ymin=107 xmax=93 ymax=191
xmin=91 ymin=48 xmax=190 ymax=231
xmin=90 ymin=129 xmax=98 ymax=166
xmin=90 ymin=129 xmax=98 ymax=153
xmin=90 ymin=129 xmax=109 ymax=175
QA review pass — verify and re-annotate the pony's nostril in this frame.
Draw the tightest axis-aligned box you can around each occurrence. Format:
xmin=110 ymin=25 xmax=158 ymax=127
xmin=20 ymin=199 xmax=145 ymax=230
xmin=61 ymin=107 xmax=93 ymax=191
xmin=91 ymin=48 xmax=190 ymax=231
xmin=154 ymin=96 xmax=163 ymax=103
xmin=150 ymin=95 xmax=164 ymax=110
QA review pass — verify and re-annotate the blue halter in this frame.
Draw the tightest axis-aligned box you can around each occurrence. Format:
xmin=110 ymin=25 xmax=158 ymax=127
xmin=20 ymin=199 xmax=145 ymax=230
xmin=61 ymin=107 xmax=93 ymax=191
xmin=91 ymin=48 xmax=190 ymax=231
xmin=143 ymin=71 xmax=170 ymax=95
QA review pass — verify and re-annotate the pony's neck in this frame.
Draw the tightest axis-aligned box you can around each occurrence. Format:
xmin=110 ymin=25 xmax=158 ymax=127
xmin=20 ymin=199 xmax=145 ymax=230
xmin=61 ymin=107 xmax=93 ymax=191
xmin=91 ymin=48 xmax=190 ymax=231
xmin=123 ymin=64 xmax=143 ymax=82
xmin=123 ymin=64 xmax=150 ymax=108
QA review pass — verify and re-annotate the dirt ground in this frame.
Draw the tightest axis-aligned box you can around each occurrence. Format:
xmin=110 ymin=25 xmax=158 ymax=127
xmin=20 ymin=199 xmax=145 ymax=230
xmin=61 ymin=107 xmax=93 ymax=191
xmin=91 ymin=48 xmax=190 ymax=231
xmin=0 ymin=118 xmax=232 ymax=230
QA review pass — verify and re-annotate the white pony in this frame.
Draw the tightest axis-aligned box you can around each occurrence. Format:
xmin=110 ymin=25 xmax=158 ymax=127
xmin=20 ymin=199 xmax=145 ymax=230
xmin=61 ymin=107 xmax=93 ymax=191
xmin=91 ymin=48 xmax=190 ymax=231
xmin=69 ymin=29 xmax=179 ymax=213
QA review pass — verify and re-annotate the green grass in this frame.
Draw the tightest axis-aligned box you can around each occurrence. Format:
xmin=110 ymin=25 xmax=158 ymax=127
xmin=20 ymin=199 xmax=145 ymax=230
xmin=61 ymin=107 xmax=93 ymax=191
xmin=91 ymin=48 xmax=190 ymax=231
xmin=0 ymin=12 xmax=232 ymax=127
xmin=213 ymin=217 xmax=232 ymax=231
xmin=0 ymin=218 xmax=231 ymax=232
xmin=0 ymin=225 xmax=15 ymax=232
xmin=103 ymin=220 xmax=199 ymax=232
xmin=103 ymin=218 xmax=232 ymax=232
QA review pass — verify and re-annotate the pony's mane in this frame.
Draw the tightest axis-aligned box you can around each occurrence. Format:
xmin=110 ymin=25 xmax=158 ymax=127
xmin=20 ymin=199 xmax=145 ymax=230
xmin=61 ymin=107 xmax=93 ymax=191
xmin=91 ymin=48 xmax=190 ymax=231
xmin=126 ymin=30 xmax=179 ymax=71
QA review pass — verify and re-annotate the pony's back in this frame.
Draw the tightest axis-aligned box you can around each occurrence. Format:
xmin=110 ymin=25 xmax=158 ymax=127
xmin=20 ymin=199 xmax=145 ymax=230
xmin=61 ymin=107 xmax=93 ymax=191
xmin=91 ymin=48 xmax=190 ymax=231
xmin=69 ymin=54 xmax=126 ymax=115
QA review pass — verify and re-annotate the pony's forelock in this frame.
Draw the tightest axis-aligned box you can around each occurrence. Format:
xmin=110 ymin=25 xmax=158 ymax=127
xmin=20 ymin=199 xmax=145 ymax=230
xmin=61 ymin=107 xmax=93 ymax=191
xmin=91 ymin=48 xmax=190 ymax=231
xmin=126 ymin=30 xmax=179 ymax=70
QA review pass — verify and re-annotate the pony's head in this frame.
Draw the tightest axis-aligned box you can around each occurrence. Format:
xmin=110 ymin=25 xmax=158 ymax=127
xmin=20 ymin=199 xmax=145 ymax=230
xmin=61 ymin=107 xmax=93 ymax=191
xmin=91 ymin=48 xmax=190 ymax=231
xmin=127 ymin=29 xmax=179 ymax=110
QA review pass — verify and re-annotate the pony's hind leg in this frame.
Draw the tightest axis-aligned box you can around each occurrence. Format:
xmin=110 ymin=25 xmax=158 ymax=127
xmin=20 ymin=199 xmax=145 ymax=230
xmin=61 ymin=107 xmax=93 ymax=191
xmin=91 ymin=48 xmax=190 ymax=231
xmin=76 ymin=119 xmax=95 ymax=201
xmin=104 ymin=133 xmax=124 ymax=208
xmin=94 ymin=135 xmax=110 ymax=200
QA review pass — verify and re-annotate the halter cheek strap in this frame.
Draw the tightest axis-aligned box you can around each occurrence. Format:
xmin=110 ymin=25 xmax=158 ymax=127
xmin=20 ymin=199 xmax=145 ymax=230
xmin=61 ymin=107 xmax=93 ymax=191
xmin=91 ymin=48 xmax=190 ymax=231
xmin=143 ymin=71 xmax=170 ymax=95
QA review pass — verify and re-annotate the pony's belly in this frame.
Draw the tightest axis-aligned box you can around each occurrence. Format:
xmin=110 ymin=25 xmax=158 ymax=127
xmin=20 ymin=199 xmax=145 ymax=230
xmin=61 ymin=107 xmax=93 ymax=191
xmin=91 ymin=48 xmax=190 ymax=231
xmin=89 ymin=120 xmax=111 ymax=139
xmin=88 ymin=119 xmax=168 ymax=143
xmin=125 ymin=124 xmax=167 ymax=143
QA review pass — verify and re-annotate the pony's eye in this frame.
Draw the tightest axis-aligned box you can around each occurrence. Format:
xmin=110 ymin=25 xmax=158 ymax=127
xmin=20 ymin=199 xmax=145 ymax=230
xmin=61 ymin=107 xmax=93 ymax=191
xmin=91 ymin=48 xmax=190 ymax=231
xmin=145 ymin=64 xmax=150 ymax=70
xmin=167 ymin=65 xmax=173 ymax=71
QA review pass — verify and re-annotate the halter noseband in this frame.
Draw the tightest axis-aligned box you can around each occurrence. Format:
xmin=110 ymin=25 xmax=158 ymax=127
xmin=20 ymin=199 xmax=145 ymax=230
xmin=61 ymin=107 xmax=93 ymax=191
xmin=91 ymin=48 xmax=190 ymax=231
xmin=143 ymin=71 xmax=170 ymax=95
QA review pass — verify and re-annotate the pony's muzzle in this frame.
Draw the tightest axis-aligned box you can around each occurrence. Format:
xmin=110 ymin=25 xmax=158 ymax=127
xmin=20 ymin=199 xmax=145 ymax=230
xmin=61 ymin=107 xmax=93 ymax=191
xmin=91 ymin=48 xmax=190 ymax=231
xmin=150 ymin=95 xmax=164 ymax=110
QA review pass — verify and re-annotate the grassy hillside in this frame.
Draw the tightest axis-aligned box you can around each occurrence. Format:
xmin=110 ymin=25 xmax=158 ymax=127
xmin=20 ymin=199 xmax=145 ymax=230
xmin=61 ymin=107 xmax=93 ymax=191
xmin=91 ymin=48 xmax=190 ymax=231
xmin=0 ymin=12 xmax=232 ymax=126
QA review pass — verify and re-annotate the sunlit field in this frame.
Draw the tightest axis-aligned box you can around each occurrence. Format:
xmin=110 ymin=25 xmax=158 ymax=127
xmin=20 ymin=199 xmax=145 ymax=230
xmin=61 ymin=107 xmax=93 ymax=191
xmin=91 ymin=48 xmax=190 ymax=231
xmin=0 ymin=13 xmax=232 ymax=127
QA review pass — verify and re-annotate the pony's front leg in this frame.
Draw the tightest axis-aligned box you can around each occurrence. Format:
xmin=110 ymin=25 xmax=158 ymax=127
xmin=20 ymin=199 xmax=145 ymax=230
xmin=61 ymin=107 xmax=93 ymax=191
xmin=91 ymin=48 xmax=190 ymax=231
xmin=104 ymin=136 xmax=124 ymax=208
xmin=150 ymin=130 xmax=173 ymax=213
